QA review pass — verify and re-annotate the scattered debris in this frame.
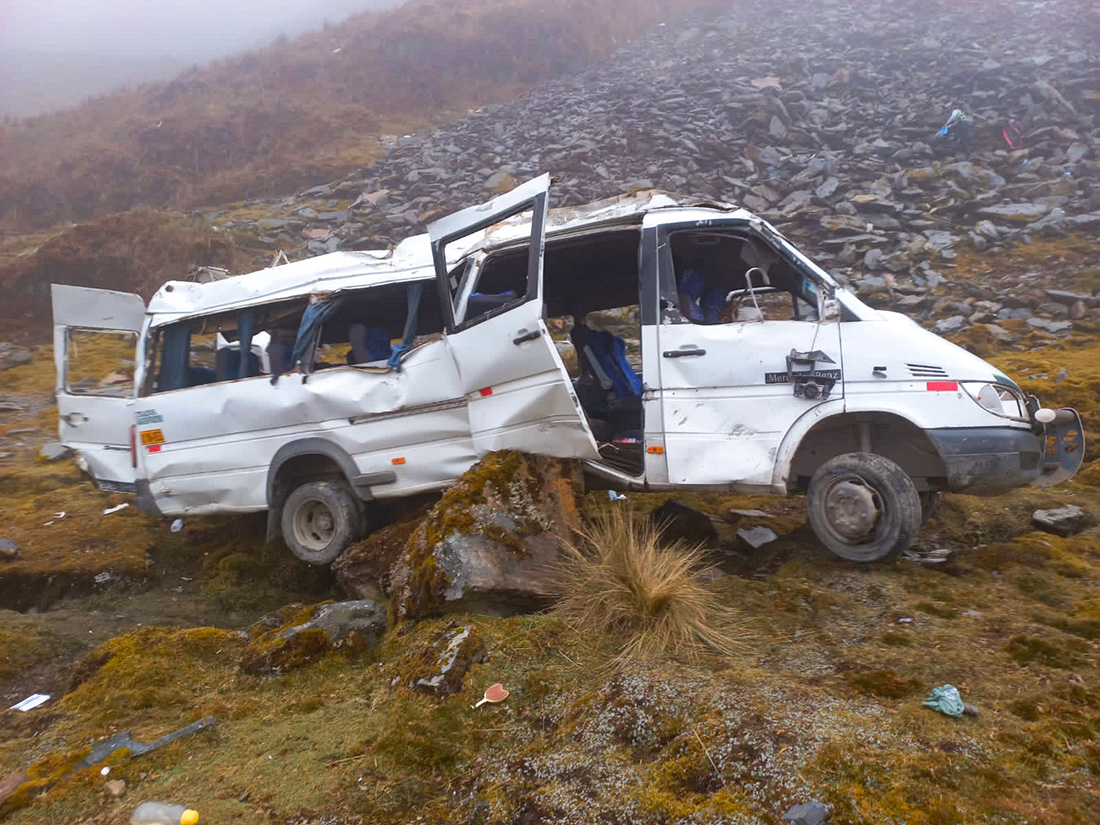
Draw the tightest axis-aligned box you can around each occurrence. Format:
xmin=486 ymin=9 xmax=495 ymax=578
xmin=43 ymin=511 xmax=66 ymax=526
xmin=1032 ymin=504 xmax=1089 ymax=537
xmin=922 ymin=684 xmax=966 ymax=717
xmin=901 ymin=546 xmax=955 ymax=564
xmin=737 ymin=526 xmax=779 ymax=550
xmin=650 ymin=499 xmax=718 ymax=547
xmin=130 ymin=801 xmax=200 ymax=825
xmin=75 ymin=716 xmax=218 ymax=770
xmin=102 ymin=503 xmax=130 ymax=516
xmin=473 ymin=682 xmax=510 ymax=709
xmin=607 ymin=490 xmax=626 ymax=501
xmin=170 ymin=518 xmax=184 ymax=533
xmin=727 ymin=508 xmax=773 ymax=519
xmin=38 ymin=442 xmax=71 ymax=461
xmin=782 ymin=800 xmax=831 ymax=825
xmin=0 ymin=538 xmax=19 ymax=561
xmin=9 ymin=693 xmax=50 ymax=712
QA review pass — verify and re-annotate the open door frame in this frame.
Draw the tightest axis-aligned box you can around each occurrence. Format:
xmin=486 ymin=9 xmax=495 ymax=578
xmin=427 ymin=175 xmax=600 ymax=461
xmin=430 ymin=173 xmax=550 ymax=332
xmin=51 ymin=285 xmax=146 ymax=490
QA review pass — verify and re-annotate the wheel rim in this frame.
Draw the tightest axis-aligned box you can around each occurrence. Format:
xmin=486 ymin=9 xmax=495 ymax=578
xmin=291 ymin=499 xmax=336 ymax=552
xmin=820 ymin=474 xmax=883 ymax=544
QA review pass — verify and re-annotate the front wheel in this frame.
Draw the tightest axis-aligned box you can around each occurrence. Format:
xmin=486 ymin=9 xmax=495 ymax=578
xmin=281 ymin=480 xmax=362 ymax=565
xmin=807 ymin=453 xmax=922 ymax=562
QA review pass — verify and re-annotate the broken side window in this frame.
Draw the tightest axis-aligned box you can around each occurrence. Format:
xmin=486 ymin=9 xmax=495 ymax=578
xmin=299 ymin=279 xmax=443 ymax=374
xmin=664 ymin=230 xmax=818 ymax=325
xmin=64 ymin=329 xmax=138 ymax=397
xmin=438 ymin=202 xmax=541 ymax=329
xmin=144 ymin=299 xmax=306 ymax=394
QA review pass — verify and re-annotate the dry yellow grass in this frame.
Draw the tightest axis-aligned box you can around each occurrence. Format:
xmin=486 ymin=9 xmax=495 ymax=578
xmin=553 ymin=507 xmax=743 ymax=665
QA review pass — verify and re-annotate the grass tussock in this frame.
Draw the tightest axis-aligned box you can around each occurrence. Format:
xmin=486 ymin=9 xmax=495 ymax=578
xmin=553 ymin=508 xmax=743 ymax=665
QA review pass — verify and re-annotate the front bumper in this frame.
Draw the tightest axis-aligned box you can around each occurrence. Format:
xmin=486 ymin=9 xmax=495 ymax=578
xmin=928 ymin=408 xmax=1084 ymax=494
xmin=928 ymin=426 xmax=1043 ymax=494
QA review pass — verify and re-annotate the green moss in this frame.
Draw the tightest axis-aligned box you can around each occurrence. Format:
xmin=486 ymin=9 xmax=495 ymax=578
xmin=914 ymin=600 xmax=958 ymax=619
xmin=390 ymin=622 xmax=485 ymax=696
xmin=1014 ymin=573 xmax=1070 ymax=607
xmin=1005 ymin=634 xmax=1089 ymax=669
xmin=62 ymin=626 xmax=245 ymax=727
xmin=0 ymin=614 xmax=64 ymax=680
xmin=844 ymin=668 xmax=924 ymax=700
xmin=881 ymin=630 xmax=914 ymax=647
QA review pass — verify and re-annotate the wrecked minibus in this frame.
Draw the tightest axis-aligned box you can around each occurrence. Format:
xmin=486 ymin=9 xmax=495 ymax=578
xmin=52 ymin=175 xmax=1084 ymax=564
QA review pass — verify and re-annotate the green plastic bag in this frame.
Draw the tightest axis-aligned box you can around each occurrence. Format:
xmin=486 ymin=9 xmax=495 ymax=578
xmin=923 ymin=684 xmax=964 ymax=717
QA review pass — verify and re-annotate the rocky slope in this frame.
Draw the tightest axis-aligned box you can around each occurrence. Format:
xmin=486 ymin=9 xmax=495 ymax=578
xmin=217 ymin=0 xmax=1097 ymax=343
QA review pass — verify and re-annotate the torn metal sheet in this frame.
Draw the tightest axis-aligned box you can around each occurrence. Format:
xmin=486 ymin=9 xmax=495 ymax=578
xmin=9 ymin=694 xmax=50 ymax=712
xmin=74 ymin=716 xmax=218 ymax=770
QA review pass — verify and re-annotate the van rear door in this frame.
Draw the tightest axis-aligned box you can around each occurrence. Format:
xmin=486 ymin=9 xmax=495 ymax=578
xmin=429 ymin=175 xmax=599 ymax=459
xmin=51 ymin=285 xmax=145 ymax=490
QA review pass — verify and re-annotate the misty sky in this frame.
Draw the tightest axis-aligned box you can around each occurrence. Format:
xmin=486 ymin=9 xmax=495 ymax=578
xmin=0 ymin=0 xmax=405 ymax=116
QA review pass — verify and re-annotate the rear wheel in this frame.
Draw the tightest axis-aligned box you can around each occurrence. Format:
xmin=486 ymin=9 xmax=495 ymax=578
xmin=281 ymin=480 xmax=361 ymax=565
xmin=807 ymin=453 xmax=922 ymax=562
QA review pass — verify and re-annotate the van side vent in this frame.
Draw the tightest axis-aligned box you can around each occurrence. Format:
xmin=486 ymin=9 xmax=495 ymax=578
xmin=907 ymin=363 xmax=948 ymax=378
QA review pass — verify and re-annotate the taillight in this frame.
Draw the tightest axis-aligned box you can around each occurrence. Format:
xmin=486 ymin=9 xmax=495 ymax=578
xmin=130 ymin=425 xmax=137 ymax=469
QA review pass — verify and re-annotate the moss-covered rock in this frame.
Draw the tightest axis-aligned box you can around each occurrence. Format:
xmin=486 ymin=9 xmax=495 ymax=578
xmin=239 ymin=599 xmax=386 ymax=674
xmin=390 ymin=451 xmax=581 ymax=620
xmin=332 ymin=518 xmax=420 ymax=601
xmin=392 ymin=623 xmax=487 ymax=697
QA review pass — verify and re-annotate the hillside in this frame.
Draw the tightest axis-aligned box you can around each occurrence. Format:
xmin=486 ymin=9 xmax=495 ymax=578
xmin=0 ymin=0 xmax=718 ymax=230
xmin=0 ymin=1 xmax=1098 ymax=823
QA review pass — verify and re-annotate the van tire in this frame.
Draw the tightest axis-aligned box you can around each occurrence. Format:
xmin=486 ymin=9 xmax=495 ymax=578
xmin=282 ymin=481 xmax=360 ymax=566
xmin=807 ymin=453 xmax=922 ymax=562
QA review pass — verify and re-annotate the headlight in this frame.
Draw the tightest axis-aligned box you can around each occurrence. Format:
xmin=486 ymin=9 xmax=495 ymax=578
xmin=961 ymin=382 xmax=1027 ymax=420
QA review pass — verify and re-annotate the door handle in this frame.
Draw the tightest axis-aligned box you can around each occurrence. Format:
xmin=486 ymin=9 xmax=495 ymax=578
xmin=63 ymin=412 xmax=88 ymax=426
xmin=513 ymin=329 xmax=542 ymax=345
xmin=663 ymin=347 xmax=706 ymax=358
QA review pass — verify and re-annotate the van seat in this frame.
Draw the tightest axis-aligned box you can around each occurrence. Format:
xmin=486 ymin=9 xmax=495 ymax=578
xmin=215 ymin=348 xmax=261 ymax=382
xmin=267 ymin=339 xmax=294 ymax=374
xmin=571 ymin=325 xmax=641 ymax=401
xmin=466 ymin=291 xmax=518 ymax=316
xmin=349 ymin=323 xmax=392 ymax=363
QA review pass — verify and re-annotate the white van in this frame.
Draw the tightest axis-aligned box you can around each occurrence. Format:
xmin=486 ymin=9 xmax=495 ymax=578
xmin=52 ymin=175 xmax=1084 ymax=563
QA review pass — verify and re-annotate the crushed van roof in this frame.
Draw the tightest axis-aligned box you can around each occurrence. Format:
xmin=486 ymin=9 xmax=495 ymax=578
xmin=147 ymin=189 xmax=742 ymax=319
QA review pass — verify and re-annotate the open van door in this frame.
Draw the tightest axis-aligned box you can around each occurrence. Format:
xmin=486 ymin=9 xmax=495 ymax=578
xmin=430 ymin=175 xmax=600 ymax=459
xmin=51 ymin=285 xmax=146 ymax=491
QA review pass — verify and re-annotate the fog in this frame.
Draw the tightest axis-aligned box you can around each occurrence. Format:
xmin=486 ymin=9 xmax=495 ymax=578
xmin=0 ymin=0 xmax=407 ymax=117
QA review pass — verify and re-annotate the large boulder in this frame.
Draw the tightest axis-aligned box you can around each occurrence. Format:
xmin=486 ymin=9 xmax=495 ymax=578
xmin=390 ymin=451 xmax=581 ymax=620
xmin=240 ymin=600 xmax=387 ymax=674
xmin=333 ymin=519 xmax=421 ymax=601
